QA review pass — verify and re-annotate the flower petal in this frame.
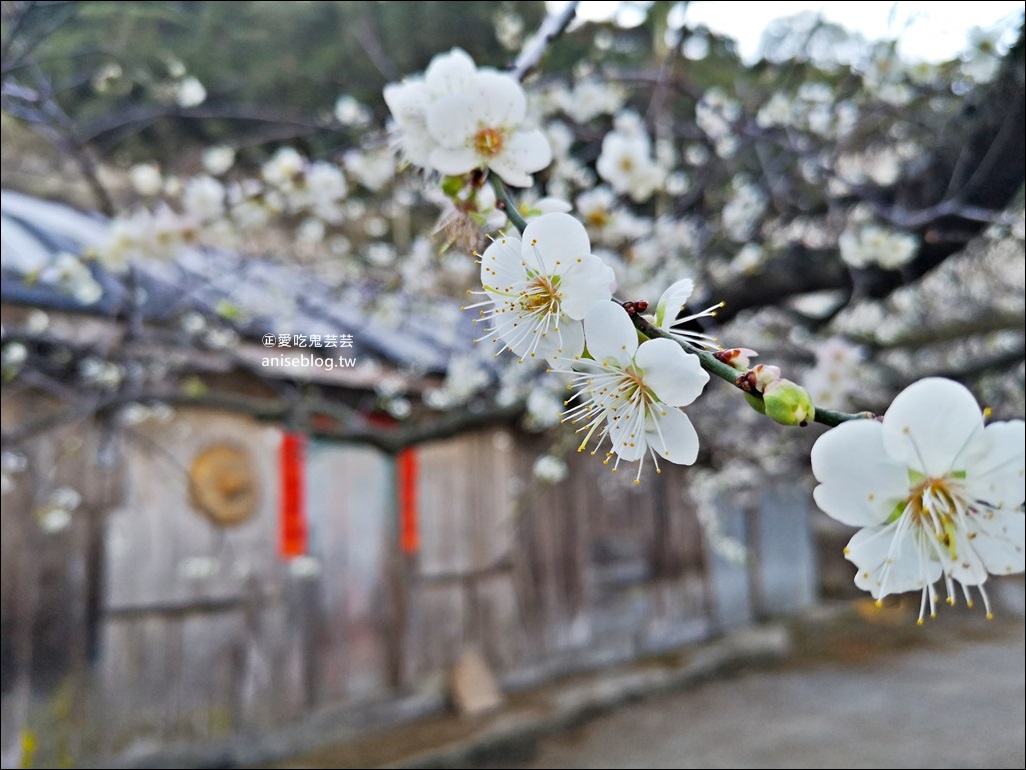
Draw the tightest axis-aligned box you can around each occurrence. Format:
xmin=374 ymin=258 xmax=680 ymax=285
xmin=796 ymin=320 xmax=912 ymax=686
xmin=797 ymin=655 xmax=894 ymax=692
xmin=634 ymin=338 xmax=708 ymax=407
xmin=550 ymin=317 xmax=586 ymax=362
xmin=846 ymin=522 xmax=942 ymax=599
xmin=426 ymin=94 xmax=478 ymax=148
xmin=521 ymin=213 xmax=591 ymax=274
xmin=500 ymin=307 xmax=559 ymax=363
xmin=501 ymin=129 xmax=553 ymax=175
xmin=508 ymin=318 xmax=565 ymax=363
xmin=425 ymin=48 xmax=477 ymax=96
xmin=558 ymin=254 xmax=614 ymax=319
xmin=882 ymin=378 xmax=984 ymax=478
xmin=965 ymin=420 xmax=1026 ymax=512
xmin=479 ymin=234 xmax=525 ymax=301
xmin=607 ymin=402 xmax=647 ymax=461
xmin=655 ymin=278 xmax=695 ymax=329
xmin=429 ymin=146 xmax=479 ymax=176
xmin=966 ymin=508 xmax=1026 ymax=577
xmin=396 ymin=128 xmax=435 ymax=167
xmin=384 ymin=80 xmax=431 ymax=126
xmin=811 ymin=420 xmax=909 ymax=527
xmin=582 ymin=301 xmax=636 ymax=367
xmin=474 ymin=70 xmax=527 ymax=126
xmin=645 ymin=407 xmax=700 ymax=465
xmin=487 ymin=157 xmax=534 ymax=188
xmin=944 ymin=526 xmax=990 ymax=587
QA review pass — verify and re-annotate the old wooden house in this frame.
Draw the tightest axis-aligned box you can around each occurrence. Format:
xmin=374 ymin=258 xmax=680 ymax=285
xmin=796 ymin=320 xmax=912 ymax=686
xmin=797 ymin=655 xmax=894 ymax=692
xmin=0 ymin=190 xmax=817 ymax=766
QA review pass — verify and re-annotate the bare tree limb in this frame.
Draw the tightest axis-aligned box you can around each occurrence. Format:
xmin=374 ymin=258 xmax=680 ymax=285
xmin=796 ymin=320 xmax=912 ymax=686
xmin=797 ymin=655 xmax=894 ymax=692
xmin=511 ymin=1 xmax=578 ymax=81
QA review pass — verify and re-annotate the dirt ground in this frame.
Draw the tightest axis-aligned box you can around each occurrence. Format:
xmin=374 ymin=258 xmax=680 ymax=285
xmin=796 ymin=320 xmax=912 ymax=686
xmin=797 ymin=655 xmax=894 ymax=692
xmin=263 ymin=584 xmax=1025 ymax=770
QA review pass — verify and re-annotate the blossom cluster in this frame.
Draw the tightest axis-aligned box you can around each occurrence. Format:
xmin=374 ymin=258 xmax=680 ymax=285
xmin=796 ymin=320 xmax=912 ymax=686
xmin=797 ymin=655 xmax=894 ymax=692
xmin=381 ymin=47 xmax=1024 ymax=613
xmin=384 ymin=48 xmax=551 ymax=187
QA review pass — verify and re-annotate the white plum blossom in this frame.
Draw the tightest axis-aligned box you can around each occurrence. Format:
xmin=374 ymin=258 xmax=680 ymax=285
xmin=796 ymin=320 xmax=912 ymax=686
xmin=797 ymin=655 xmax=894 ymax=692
xmin=559 ymin=301 xmax=710 ymax=483
xmin=425 ymin=77 xmax=550 ymax=186
xmin=525 ymin=387 xmax=564 ymax=429
xmin=202 ymin=145 xmax=236 ymax=176
xmin=175 ymin=76 xmax=207 ymax=108
xmin=811 ymin=378 xmax=1025 ymax=623
xmin=494 ymin=10 xmax=525 ymax=50
xmin=721 ymin=178 xmax=768 ymax=242
xmin=533 ymin=454 xmax=569 ymax=484
xmin=344 ymin=147 xmax=396 ymax=192
xmin=544 ymin=120 xmax=595 ymax=196
xmin=804 ymin=336 xmax=865 ymax=410
xmin=575 ymin=187 xmax=648 ymax=246
xmin=294 ymin=161 xmax=348 ymax=222
xmin=559 ymin=80 xmax=627 ymax=124
xmin=472 ymin=213 xmax=614 ymax=363
xmin=80 ymin=358 xmax=123 ymax=388
xmin=261 ymin=146 xmax=305 ymax=189
xmin=653 ymin=278 xmax=724 ymax=350
xmin=384 ymin=48 xmax=551 ymax=186
xmin=517 ymin=195 xmax=573 ymax=221
xmin=839 ymin=224 xmax=919 ymax=269
xmin=756 ymin=92 xmax=794 ymax=128
xmin=40 ymin=253 xmax=103 ymax=305
xmin=695 ymin=88 xmax=741 ymax=157
xmin=595 ymin=115 xmax=666 ymax=203
xmin=38 ymin=507 xmax=72 ymax=534
xmin=383 ymin=49 xmax=468 ymax=168
xmin=129 ymin=163 xmax=163 ymax=196
xmin=182 ymin=175 xmax=226 ymax=224
xmin=333 ymin=94 xmax=372 ymax=126
xmin=98 ymin=205 xmax=193 ymax=272
xmin=2 ymin=343 xmax=28 ymax=369
xmin=730 ymin=243 xmax=765 ymax=276
xmin=424 ymin=353 xmax=492 ymax=408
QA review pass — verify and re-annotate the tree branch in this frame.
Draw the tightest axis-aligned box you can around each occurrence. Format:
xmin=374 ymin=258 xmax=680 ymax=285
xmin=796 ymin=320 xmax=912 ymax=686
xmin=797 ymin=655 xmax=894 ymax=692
xmin=511 ymin=1 xmax=578 ymax=81
xmin=627 ymin=303 xmax=876 ymax=429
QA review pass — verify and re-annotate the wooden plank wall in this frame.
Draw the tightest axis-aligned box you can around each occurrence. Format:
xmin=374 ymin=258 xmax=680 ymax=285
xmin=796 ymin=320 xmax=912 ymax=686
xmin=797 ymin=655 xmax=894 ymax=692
xmin=1 ymin=415 xmax=816 ymax=766
xmin=97 ymin=410 xmax=293 ymax=755
xmin=1 ymin=411 xmax=121 ymax=767
xmin=405 ymin=428 xmax=721 ymax=691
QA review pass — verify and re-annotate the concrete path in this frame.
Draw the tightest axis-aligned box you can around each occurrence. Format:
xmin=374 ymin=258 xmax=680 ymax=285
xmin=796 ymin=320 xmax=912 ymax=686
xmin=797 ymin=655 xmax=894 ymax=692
xmin=497 ymin=622 xmax=1024 ymax=769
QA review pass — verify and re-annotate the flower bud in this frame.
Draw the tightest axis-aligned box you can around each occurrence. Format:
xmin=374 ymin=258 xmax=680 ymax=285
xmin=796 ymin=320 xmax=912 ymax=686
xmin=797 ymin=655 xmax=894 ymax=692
xmin=763 ymin=378 xmax=816 ymax=427
xmin=715 ymin=347 xmax=759 ymax=371
xmin=440 ymin=175 xmax=467 ymax=198
xmin=751 ymin=364 xmax=781 ymax=390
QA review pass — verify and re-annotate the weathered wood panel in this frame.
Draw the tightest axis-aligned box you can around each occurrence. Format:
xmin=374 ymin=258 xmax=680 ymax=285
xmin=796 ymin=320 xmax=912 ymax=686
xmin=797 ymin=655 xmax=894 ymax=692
xmin=704 ymin=500 xmax=756 ymax=631
xmin=105 ymin=411 xmax=281 ymax=611
xmin=306 ymin=440 xmax=392 ymax=703
xmin=749 ymin=486 xmax=818 ymax=616
xmin=96 ymin=411 xmax=291 ymax=748
xmin=0 ymin=417 xmax=116 ymax=767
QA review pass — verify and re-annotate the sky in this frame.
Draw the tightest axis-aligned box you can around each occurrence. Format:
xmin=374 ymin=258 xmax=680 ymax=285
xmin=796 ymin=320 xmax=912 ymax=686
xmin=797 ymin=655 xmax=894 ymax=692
xmin=547 ymin=0 xmax=1025 ymax=62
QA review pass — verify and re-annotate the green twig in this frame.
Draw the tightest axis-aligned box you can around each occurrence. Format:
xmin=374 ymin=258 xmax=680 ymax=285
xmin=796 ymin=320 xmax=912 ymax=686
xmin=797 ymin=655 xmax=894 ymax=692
xmin=489 ymin=175 xmax=529 ymax=234
xmin=628 ymin=307 xmax=876 ymax=429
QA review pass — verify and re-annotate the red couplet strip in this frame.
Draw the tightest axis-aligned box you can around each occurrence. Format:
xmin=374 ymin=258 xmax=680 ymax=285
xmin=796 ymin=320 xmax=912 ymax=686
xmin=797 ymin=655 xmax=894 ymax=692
xmin=397 ymin=447 xmax=419 ymax=554
xmin=280 ymin=432 xmax=307 ymax=557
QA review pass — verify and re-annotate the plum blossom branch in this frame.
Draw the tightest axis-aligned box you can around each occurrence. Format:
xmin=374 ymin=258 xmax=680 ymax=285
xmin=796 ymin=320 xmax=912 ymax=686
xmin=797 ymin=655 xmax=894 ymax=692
xmin=626 ymin=302 xmax=877 ymax=429
xmin=485 ymin=171 xmax=878 ymax=431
